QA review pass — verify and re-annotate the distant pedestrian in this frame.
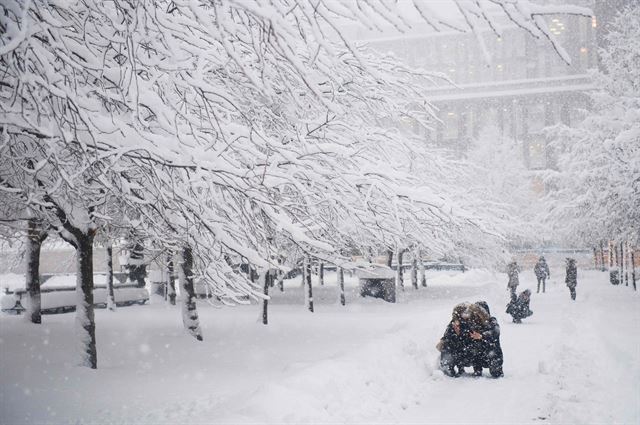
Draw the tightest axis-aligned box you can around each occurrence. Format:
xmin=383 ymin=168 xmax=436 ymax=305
xmin=506 ymin=261 xmax=520 ymax=297
xmin=534 ymin=256 xmax=550 ymax=293
xmin=565 ymin=258 xmax=578 ymax=300
xmin=506 ymin=289 xmax=532 ymax=323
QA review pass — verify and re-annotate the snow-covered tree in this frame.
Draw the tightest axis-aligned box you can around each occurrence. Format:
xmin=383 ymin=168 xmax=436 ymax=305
xmin=544 ymin=5 xmax=640 ymax=252
xmin=466 ymin=126 xmax=540 ymax=249
xmin=0 ymin=0 xmax=592 ymax=365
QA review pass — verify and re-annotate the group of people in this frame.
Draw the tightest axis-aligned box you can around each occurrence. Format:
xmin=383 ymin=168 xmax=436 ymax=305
xmin=436 ymin=301 xmax=503 ymax=378
xmin=505 ymin=256 xmax=578 ymax=323
xmin=437 ymin=255 xmax=580 ymax=378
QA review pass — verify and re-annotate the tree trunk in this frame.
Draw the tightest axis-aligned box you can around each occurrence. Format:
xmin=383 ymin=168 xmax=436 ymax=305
xmin=277 ymin=257 xmax=285 ymax=292
xmin=180 ymin=246 xmax=203 ymax=341
xmin=395 ymin=248 xmax=404 ymax=291
xmin=106 ymin=245 xmax=116 ymax=311
xmin=248 ymin=262 xmax=255 ymax=283
xmin=610 ymin=241 xmax=619 ymax=285
xmin=305 ymin=256 xmax=314 ymax=312
xmin=167 ymin=255 xmax=176 ymax=305
xmin=625 ymin=241 xmax=629 ymax=286
xmin=631 ymin=251 xmax=637 ymax=291
xmin=262 ymin=271 xmax=269 ymax=325
xmin=25 ymin=219 xmax=47 ymax=324
xmin=338 ymin=266 xmax=345 ymax=306
xmin=620 ymin=242 xmax=625 ymax=286
xmin=277 ymin=270 xmax=285 ymax=292
xmin=593 ymin=246 xmax=598 ymax=270
xmin=411 ymin=256 xmax=418 ymax=290
xmin=609 ymin=240 xmax=614 ymax=269
xmin=599 ymin=240 xmax=606 ymax=272
xmin=386 ymin=249 xmax=393 ymax=267
xmin=319 ymin=262 xmax=324 ymax=286
xmin=76 ymin=233 xmax=97 ymax=369
xmin=418 ymin=250 xmax=427 ymax=287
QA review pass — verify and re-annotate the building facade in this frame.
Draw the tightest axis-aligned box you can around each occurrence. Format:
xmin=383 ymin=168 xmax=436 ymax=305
xmin=364 ymin=11 xmax=598 ymax=170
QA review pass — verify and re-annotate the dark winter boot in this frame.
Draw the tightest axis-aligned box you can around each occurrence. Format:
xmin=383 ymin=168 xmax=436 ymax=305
xmin=490 ymin=367 xmax=503 ymax=378
xmin=444 ymin=366 xmax=458 ymax=377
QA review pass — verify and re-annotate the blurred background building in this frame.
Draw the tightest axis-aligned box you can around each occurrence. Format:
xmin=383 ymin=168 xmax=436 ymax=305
xmin=352 ymin=0 xmax=631 ymax=172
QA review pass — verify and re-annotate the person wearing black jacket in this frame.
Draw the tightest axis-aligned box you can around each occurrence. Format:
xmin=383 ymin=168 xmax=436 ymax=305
xmin=470 ymin=301 xmax=504 ymax=378
xmin=565 ymin=258 xmax=578 ymax=300
xmin=506 ymin=289 xmax=533 ymax=323
xmin=436 ymin=303 xmax=471 ymax=377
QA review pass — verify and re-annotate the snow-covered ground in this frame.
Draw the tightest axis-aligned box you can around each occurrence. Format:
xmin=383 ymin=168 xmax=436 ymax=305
xmin=0 ymin=268 xmax=638 ymax=424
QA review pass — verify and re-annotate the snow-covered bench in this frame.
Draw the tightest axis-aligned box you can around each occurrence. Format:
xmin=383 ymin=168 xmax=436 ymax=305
xmin=1 ymin=273 xmax=149 ymax=315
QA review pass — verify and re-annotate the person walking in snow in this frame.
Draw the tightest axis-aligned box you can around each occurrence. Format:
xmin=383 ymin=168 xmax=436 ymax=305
xmin=534 ymin=256 xmax=550 ymax=293
xmin=436 ymin=303 xmax=471 ymax=377
xmin=506 ymin=261 xmax=520 ymax=297
xmin=506 ymin=289 xmax=532 ymax=323
xmin=565 ymin=258 xmax=578 ymax=300
xmin=470 ymin=301 xmax=504 ymax=378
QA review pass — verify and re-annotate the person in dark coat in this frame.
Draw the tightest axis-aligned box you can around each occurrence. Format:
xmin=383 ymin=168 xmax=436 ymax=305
xmin=565 ymin=258 xmax=578 ymax=300
xmin=534 ymin=256 xmax=550 ymax=294
xmin=506 ymin=289 xmax=532 ymax=323
xmin=470 ymin=301 xmax=504 ymax=378
xmin=436 ymin=303 xmax=471 ymax=377
xmin=463 ymin=302 xmax=504 ymax=378
xmin=506 ymin=261 xmax=520 ymax=297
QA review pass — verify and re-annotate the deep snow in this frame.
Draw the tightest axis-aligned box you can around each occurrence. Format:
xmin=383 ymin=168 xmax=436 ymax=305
xmin=0 ymin=268 xmax=638 ymax=424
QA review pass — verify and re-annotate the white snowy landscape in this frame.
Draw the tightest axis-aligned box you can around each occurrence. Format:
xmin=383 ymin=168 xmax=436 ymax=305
xmin=1 ymin=0 xmax=639 ymax=424
xmin=1 ymin=268 xmax=638 ymax=424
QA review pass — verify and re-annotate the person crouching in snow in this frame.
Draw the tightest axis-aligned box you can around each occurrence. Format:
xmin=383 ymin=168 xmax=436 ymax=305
xmin=506 ymin=289 xmax=532 ymax=323
xmin=436 ymin=303 xmax=470 ymax=377
xmin=469 ymin=301 xmax=504 ymax=378
xmin=565 ymin=258 xmax=578 ymax=300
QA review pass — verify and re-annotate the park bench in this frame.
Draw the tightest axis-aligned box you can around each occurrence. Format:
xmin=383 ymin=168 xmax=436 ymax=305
xmin=1 ymin=272 xmax=149 ymax=315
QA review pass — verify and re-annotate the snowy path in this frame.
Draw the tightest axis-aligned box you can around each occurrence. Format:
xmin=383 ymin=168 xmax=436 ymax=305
xmin=1 ymin=269 xmax=638 ymax=424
